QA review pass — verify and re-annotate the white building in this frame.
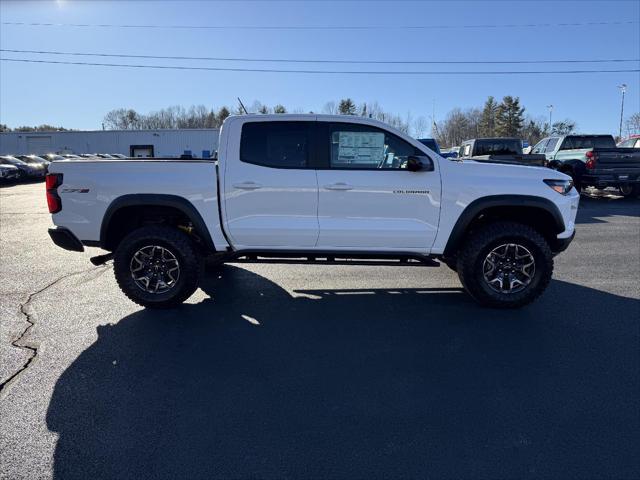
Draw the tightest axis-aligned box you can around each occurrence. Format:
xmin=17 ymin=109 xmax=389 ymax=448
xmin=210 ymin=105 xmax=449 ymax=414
xmin=0 ymin=129 xmax=220 ymax=158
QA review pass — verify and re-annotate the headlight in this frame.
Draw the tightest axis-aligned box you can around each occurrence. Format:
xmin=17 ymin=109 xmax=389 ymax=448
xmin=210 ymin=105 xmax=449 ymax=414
xmin=544 ymin=179 xmax=574 ymax=195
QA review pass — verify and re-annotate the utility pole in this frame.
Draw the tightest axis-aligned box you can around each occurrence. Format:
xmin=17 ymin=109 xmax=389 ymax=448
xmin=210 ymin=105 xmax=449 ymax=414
xmin=617 ymin=84 xmax=627 ymax=140
xmin=546 ymin=105 xmax=553 ymax=131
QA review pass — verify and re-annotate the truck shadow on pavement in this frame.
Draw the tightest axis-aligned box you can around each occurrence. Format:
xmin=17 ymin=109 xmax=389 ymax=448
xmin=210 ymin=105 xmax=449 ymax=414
xmin=575 ymin=194 xmax=640 ymax=224
xmin=46 ymin=266 xmax=639 ymax=479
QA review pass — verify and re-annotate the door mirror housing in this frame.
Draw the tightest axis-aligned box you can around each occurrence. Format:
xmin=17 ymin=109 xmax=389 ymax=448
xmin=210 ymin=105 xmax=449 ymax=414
xmin=407 ymin=155 xmax=434 ymax=172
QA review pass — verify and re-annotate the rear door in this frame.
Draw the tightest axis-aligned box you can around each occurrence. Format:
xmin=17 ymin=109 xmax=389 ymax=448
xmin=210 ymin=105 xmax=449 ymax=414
xmin=222 ymin=118 xmax=319 ymax=249
xmin=315 ymin=120 xmax=441 ymax=251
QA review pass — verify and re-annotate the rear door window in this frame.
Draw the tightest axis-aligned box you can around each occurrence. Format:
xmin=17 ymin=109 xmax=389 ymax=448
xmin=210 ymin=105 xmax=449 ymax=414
xmin=473 ymin=139 xmax=522 ymax=155
xmin=240 ymin=121 xmax=312 ymax=168
xmin=559 ymin=135 xmax=616 ymax=150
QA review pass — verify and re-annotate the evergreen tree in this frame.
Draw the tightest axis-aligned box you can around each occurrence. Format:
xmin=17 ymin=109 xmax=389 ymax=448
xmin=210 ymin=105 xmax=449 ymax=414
xmin=551 ymin=120 xmax=577 ymax=135
xmin=216 ymin=106 xmax=230 ymax=126
xmin=495 ymin=96 xmax=525 ymax=137
xmin=273 ymin=104 xmax=287 ymax=114
xmin=338 ymin=98 xmax=357 ymax=115
xmin=479 ymin=96 xmax=499 ymax=137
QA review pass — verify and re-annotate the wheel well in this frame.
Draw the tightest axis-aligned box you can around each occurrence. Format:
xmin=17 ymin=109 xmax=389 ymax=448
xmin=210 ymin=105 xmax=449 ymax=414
xmin=103 ymin=205 xmax=204 ymax=252
xmin=444 ymin=205 xmax=562 ymax=258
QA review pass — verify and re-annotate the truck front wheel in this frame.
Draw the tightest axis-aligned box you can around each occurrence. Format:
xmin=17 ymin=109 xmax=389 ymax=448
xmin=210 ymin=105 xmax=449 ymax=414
xmin=456 ymin=222 xmax=553 ymax=308
xmin=113 ymin=225 xmax=202 ymax=308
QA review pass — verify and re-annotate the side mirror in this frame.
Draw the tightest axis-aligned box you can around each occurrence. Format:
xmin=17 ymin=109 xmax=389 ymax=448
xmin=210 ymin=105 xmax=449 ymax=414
xmin=407 ymin=155 xmax=434 ymax=172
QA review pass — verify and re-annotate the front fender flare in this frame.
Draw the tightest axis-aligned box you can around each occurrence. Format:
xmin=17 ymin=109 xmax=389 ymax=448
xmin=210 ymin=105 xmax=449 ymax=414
xmin=442 ymin=195 xmax=565 ymax=257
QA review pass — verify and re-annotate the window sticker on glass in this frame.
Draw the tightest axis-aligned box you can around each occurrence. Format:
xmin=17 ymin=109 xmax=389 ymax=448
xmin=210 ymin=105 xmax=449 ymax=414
xmin=334 ymin=131 xmax=385 ymax=166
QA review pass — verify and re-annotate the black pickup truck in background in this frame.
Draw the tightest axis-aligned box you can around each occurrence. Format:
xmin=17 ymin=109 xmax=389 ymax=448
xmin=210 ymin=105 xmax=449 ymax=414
xmin=458 ymin=138 xmax=547 ymax=167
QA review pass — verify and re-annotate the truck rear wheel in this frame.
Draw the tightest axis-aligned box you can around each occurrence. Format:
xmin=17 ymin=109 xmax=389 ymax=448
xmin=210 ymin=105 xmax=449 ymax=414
xmin=619 ymin=184 xmax=640 ymax=198
xmin=456 ymin=222 xmax=553 ymax=308
xmin=113 ymin=225 xmax=202 ymax=308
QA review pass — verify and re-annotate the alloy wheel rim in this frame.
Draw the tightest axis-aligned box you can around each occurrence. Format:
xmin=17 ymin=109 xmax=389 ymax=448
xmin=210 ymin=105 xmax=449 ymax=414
xmin=130 ymin=245 xmax=180 ymax=294
xmin=482 ymin=243 xmax=535 ymax=294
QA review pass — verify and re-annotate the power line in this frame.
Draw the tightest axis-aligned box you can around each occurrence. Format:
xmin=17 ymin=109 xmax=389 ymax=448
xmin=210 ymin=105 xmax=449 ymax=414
xmin=2 ymin=20 xmax=638 ymax=31
xmin=2 ymin=58 xmax=638 ymax=75
xmin=3 ymin=49 xmax=638 ymax=65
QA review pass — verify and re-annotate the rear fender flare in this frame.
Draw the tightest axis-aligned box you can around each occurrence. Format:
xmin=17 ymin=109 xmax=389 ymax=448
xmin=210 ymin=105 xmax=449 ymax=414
xmin=100 ymin=194 xmax=215 ymax=251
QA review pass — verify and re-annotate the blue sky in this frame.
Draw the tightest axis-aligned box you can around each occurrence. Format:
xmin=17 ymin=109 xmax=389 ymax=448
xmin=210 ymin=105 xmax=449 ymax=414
xmin=1 ymin=0 xmax=639 ymax=134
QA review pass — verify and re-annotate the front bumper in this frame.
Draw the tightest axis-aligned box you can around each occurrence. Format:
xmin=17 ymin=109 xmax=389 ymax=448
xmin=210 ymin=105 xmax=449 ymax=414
xmin=551 ymin=230 xmax=575 ymax=255
xmin=48 ymin=227 xmax=84 ymax=252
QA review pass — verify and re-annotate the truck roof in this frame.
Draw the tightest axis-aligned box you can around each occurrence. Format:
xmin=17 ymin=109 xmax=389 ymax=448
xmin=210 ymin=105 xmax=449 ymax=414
xmin=223 ymin=114 xmax=418 ymax=142
xmin=463 ymin=137 xmax=521 ymax=142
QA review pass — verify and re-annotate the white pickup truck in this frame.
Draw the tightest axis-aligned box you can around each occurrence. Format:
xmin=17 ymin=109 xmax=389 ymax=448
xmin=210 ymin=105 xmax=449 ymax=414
xmin=46 ymin=114 xmax=579 ymax=308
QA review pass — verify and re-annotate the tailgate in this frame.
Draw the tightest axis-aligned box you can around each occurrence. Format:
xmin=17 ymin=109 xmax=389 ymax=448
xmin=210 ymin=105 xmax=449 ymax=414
xmin=592 ymin=148 xmax=640 ymax=170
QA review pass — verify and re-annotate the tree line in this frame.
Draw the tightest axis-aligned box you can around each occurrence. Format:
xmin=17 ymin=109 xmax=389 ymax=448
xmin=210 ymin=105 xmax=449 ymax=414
xmin=3 ymin=102 xmax=640 ymax=148
xmin=99 ymin=99 xmax=413 ymax=133
xmin=433 ymin=96 xmax=580 ymax=148
xmin=99 ymin=97 xmax=579 ymax=147
xmin=0 ymin=124 xmax=70 ymax=132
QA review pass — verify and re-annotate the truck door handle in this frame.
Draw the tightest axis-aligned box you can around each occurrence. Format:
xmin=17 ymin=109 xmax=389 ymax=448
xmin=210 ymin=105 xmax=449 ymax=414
xmin=324 ymin=183 xmax=354 ymax=191
xmin=233 ymin=181 xmax=262 ymax=190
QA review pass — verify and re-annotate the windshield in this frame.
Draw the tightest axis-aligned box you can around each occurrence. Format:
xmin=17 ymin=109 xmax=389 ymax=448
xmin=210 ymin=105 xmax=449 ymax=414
xmin=560 ymin=135 xmax=616 ymax=150
xmin=618 ymin=138 xmax=640 ymax=148
xmin=417 ymin=139 xmax=440 ymax=154
xmin=0 ymin=156 xmax=26 ymax=166
xmin=473 ymin=139 xmax=522 ymax=156
xmin=19 ymin=157 xmax=38 ymax=164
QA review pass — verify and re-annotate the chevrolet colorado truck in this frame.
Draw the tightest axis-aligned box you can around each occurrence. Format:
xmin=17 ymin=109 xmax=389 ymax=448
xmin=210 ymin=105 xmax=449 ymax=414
xmin=46 ymin=114 xmax=579 ymax=309
xmin=531 ymin=134 xmax=640 ymax=196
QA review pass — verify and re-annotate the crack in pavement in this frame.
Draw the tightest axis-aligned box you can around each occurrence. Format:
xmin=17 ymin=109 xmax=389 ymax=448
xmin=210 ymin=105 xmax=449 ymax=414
xmin=0 ymin=264 xmax=112 ymax=394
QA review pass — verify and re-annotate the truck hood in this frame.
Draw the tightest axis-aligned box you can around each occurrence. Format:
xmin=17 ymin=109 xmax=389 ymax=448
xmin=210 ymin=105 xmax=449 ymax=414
xmin=457 ymin=157 xmax=570 ymax=181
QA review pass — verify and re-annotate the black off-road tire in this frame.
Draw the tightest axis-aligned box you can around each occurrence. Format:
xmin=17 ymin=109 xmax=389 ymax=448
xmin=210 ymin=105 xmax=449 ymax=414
xmin=619 ymin=184 xmax=640 ymax=198
xmin=560 ymin=167 xmax=582 ymax=193
xmin=113 ymin=225 xmax=202 ymax=308
xmin=441 ymin=258 xmax=458 ymax=272
xmin=456 ymin=222 xmax=553 ymax=308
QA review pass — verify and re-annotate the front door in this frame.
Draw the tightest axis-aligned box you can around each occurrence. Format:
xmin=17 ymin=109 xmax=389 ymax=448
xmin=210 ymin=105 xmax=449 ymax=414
xmin=315 ymin=121 xmax=441 ymax=251
xmin=222 ymin=119 xmax=319 ymax=249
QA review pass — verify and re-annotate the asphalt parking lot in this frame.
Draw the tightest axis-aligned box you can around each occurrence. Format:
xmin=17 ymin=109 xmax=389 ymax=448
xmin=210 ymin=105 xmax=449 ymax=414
xmin=0 ymin=181 xmax=639 ymax=479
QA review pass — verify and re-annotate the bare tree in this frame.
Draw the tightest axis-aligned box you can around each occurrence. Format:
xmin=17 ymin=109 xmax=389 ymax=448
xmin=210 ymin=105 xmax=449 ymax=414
xmin=322 ymin=101 xmax=337 ymax=114
xmin=412 ymin=116 xmax=430 ymax=138
xmin=625 ymin=112 xmax=640 ymax=136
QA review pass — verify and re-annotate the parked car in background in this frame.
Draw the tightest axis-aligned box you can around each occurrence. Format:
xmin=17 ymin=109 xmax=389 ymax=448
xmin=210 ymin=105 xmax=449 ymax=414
xmin=458 ymin=138 xmax=546 ymax=166
xmin=42 ymin=154 xmax=66 ymax=162
xmin=110 ymin=154 xmax=128 ymax=159
xmin=417 ymin=138 xmax=441 ymax=154
xmin=533 ymin=134 xmax=640 ymax=196
xmin=0 ymin=155 xmax=45 ymax=179
xmin=0 ymin=164 xmax=21 ymax=182
xmin=417 ymin=139 xmax=460 ymax=159
xmin=617 ymin=135 xmax=640 ymax=149
xmin=61 ymin=154 xmax=82 ymax=159
xmin=16 ymin=155 xmax=51 ymax=173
